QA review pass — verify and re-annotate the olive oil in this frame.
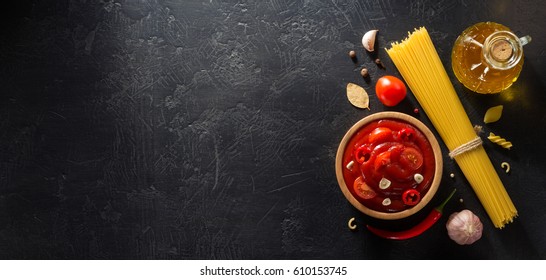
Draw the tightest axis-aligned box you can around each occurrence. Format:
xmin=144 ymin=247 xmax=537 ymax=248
xmin=451 ymin=22 xmax=530 ymax=94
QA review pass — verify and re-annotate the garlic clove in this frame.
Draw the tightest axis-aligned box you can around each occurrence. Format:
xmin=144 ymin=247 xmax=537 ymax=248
xmin=446 ymin=209 xmax=483 ymax=245
xmin=362 ymin=30 xmax=378 ymax=52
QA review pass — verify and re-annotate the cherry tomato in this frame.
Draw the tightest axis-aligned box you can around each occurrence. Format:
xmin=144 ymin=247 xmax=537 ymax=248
xmin=399 ymin=147 xmax=424 ymax=171
xmin=368 ymin=127 xmax=393 ymax=144
xmin=402 ymin=189 xmax=421 ymax=206
xmin=375 ymin=76 xmax=407 ymax=106
xmin=353 ymin=176 xmax=376 ymax=200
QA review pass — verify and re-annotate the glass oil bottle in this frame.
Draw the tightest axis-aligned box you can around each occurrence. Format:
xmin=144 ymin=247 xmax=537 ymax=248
xmin=451 ymin=22 xmax=531 ymax=94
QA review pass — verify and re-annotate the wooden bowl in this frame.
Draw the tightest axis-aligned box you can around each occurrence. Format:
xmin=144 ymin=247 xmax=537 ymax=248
xmin=335 ymin=112 xmax=443 ymax=220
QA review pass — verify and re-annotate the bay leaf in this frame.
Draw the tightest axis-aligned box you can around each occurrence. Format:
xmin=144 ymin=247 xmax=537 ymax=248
xmin=346 ymin=82 xmax=370 ymax=110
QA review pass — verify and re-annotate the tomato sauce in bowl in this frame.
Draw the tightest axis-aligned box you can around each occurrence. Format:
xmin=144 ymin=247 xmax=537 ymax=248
xmin=336 ymin=112 xmax=443 ymax=220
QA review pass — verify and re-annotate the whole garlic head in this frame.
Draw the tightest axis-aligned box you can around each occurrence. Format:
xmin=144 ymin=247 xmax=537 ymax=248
xmin=446 ymin=210 xmax=483 ymax=245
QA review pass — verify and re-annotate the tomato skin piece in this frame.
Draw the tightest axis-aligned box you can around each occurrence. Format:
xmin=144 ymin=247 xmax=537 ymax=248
xmin=373 ymin=151 xmax=392 ymax=171
xmin=368 ymin=127 xmax=393 ymax=144
xmin=376 ymin=76 xmax=407 ymax=106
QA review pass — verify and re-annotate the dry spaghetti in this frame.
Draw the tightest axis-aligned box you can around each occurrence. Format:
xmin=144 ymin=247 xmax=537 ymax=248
xmin=386 ymin=27 xmax=517 ymax=228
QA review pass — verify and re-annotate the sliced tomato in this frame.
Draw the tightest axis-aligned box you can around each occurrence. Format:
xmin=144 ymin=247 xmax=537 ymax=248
xmin=353 ymin=176 xmax=376 ymax=200
xmin=399 ymin=147 xmax=424 ymax=171
xmin=368 ymin=127 xmax=393 ymax=144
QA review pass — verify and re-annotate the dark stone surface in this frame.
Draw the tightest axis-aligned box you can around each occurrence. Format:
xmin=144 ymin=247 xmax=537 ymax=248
xmin=0 ymin=0 xmax=544 ymax=259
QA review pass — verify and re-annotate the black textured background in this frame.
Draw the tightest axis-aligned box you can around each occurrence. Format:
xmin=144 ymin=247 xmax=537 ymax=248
xmin=1 ymin=0 xmax=545 ymax=259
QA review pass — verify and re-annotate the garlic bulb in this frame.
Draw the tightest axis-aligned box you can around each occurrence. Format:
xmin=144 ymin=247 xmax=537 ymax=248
xmin=446 ymin=210 xmax=483 ymax=245
xmin=362 ymin=30 xmax=378 ymax=52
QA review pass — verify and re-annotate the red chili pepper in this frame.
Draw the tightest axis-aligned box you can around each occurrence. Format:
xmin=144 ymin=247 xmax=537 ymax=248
xmin=354 ymin=145 xmax=372 ymax=164
xmin=397 ymin=128 xmax=415 ymax=141
xmin=402 ymin=189 xmax=421 ymax=206
xmin=366 ymin=188 xmax=457 ymax=240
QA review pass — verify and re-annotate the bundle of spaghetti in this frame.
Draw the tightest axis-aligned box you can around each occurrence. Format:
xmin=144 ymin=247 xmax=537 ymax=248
xmin=385 ymin=27 xmax=517 ymax=228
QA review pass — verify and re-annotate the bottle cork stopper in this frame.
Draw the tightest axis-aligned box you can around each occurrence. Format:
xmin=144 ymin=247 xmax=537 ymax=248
xmin=491 ymin=40 xmax=512 ymax=62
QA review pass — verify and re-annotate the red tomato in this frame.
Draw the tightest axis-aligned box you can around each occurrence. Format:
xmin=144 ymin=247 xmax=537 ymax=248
xmin=399 ymin=147 xmax=424 ymax=171
xmin=368 ymin=127 xmax=393 ymax=144
xmin=353 ymin=176 xmax=376 ymax=200
xmin=375 ymin=76 xmax=407 ymax=106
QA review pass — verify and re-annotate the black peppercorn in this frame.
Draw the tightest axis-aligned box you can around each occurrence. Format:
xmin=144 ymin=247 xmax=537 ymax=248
xmin=375 ymin=58 xmax=385 ymax=69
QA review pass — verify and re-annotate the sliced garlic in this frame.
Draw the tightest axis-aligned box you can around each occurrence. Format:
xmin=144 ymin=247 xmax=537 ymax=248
xmin=362 ymin=30 xmax=378 ymax=52
xmin=379 ymin=178 xmax=391 ymax=189
xmin=382 ymin=198 xmax=391 ymax=206
xmin=414 ymin=173 xmax=424 ymax=184
xmin=346 ymin=160 xmax=355 ymax=171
